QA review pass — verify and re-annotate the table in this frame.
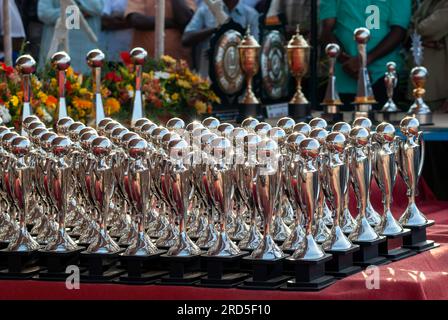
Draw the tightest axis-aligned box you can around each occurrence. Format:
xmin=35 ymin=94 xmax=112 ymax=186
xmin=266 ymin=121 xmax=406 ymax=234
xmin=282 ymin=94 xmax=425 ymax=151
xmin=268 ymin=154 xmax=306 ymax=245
xmin=0 ymin=178 xmax=446 ymax=300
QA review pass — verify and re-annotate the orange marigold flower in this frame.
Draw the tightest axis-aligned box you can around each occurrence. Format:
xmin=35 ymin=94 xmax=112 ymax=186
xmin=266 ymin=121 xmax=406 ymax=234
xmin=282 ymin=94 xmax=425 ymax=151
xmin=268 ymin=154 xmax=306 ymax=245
xmin=105 ymin=97 xmax=121 ymax=115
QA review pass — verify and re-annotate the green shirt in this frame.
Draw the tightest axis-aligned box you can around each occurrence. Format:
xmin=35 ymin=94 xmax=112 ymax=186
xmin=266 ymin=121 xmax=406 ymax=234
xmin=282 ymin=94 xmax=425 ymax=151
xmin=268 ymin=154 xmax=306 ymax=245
xmin=320 ymin=0 xmax=412 ymax=94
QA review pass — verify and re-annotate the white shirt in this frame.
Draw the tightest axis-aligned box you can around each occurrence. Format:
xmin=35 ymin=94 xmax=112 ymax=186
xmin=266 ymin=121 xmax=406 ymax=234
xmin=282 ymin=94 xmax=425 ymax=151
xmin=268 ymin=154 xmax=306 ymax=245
xmin=0 ymin=0 xmax=26 ymax=38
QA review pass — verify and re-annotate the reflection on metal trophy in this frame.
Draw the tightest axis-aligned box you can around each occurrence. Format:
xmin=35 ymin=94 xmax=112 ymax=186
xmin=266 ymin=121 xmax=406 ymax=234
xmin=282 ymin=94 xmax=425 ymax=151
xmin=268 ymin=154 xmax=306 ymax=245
xmin=286 ymin=25 xmax=311 ymax=121
xmin=321 ymin=44 xmax=343 ymax=124
xmin=397 ymin=117 xmax=438 ymax=252
xmin=86 ymin=49 xmax=106 ymax=126
xmin=15 ymin=55 xmax=36 ymax=136
xmin=381 ymin=62 xmax=398 ymax=112
xmin=407 ymin=67 xmax=433 ymax=125
xmin=51 ymin=51 xmax=71 ymax=122
xmin=352 ymin=28 xmax=377 ymax=119
xmin=130 ymin=48 xmax=148 ymax=126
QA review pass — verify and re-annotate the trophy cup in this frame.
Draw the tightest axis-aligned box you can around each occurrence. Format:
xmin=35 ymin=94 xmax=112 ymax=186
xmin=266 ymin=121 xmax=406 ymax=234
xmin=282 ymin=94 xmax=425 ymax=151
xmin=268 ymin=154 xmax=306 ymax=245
xmin=15 ymin=55 xmax=36 ymax=136
xmin=130 ymin=48 xmax=148 ymax=126
xmin=51 ymin=51 xmax=71 ymax=122
xmin=348 ymin=127 xmax=388 ymax=267
xmin=321 ymin=132 xmax=361 ymax=278
xmin=268 ymin=128 xmax=291 ymax=244
xmin=332 ymin=122 xmax=357 ymax=234
xmin=372 ymin=123 xmax=415 ymax=261
xmin=309 ymin=128 xmax=332 ymax=243
xmin=241 ymin=139 xmax=290 ymax=290
xmin=407 ymin=67 xmax=433 ymax=125
xmin=160 ymin=139 xmax=205 ymax=285
xmin=352 ymin=28 xmax=377 ymax=119
xmin=382 ymin=62 xmax=398 ymax=112
xmin=200 ymin=137 xmax=249 ymax=287
xmin=237 ymin=133 xmax=263 ymax=251
xmin=86 ymin=49 xmax=106 ymax=126
xmin=0 ymin=136 xmax=41 ymax=279
xmin=398 ymin=117 xmax=439 ymax=252
xmin=238 ymin=27 xmax=262 ymax=121
xmin=119 ymin=137 xmax=167 ymax=284
xmin=282 ymin=138 xmax=334 ymax=291
xmin=39 ymin=137 xmax=84 ymax=280
xmin=286 ymin=25 xmax=311 ymax=122
xmin=352 ymin=117 xmax=382 ymax=227
xmin=281 ymin=133 xmax=306 ymax=252
xmin=321 ymin=44 xmax=343 ymax=124
xmin=81 ymin=136 xmax=124 ymax=282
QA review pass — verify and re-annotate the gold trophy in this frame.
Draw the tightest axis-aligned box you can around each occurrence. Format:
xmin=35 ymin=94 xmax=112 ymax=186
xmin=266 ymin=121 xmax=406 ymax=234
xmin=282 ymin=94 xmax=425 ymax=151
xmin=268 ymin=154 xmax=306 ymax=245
xmin=238 ymin=27 xmax=261 ymax=119
xmin=286 ymin=25 xmax=311 ymax=121
xmin=408 ymin=66 xmax=433 ymax=125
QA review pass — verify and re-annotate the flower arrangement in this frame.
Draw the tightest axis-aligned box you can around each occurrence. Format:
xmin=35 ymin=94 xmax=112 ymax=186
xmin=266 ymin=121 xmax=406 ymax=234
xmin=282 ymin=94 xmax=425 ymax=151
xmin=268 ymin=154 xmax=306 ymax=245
xmin=0 ymin=54 xmax=218 ymax=128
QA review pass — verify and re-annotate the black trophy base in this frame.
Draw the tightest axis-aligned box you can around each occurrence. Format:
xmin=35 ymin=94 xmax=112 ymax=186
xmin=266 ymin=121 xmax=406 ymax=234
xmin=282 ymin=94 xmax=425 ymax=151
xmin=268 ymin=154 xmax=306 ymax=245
xmin=199 ymin=252 xmax=249 ymax=288
xmin=238 ymin=104 xmax=265 ymax=123
xmin=37 ymin=248 xmax=84 ymax=281
xmin=402 ymin=221 xmax=440 ymax=253
xmin=160 ymin=254 xmax=206 ymax=286
xmin=353 ymin=237 xmax=389 ymax=268
xmin=239 ymin=256 xmax=290 ymax=290
xmin=80 ymin=251 xmax=125 ymax=283
xmin=0 ymin=250 xmax=41 ymax=279
xmin=379 ymin=229 xmax=416 ymax=261
xmin=289 ymin=103 xmax=312 ymax=122
xmin=281 ymin=254 xmax=335 ymax=291
xmin=117 ymin=251 xmax=168 ymax=285
xmin=325 ymin=246 xmax=362 ymax=279
xmin=321 ymin=112 xmax=344 ymax=125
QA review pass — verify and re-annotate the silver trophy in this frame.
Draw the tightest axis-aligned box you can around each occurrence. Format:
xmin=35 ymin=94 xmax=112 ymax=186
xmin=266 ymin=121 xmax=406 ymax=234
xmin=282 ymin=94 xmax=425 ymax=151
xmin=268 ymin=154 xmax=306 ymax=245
xmin=15 ymin=55 xmax=37 ymax=136
xmin=86 ymin=49 xmax=106 ymax=126
xmin=381 ymin=62 xmax=398 ymax=112
xmin=51 ymin=51 xmax=71 ymax=121
xmin=130 ymin=48 xmax=148 ymax=126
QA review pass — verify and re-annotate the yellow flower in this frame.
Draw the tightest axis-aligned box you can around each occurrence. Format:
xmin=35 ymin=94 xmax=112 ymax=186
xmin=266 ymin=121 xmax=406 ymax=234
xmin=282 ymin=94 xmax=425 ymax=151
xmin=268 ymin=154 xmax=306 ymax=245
xmin=50 ymin=78 xmax=57 ymax=88
xmin=161 ymin=55 xmax=176 ymax=65
xmin=36 ymin=107 xmax=44 ymax=118
xmin=79 ymin=88 xmax=89 ymax=96
xmin=171 ymin=93 xmax=179 ymax=101
xmin=38 ymin=91 xmax=48 ymax=104
xmin=67 ymin=67 xmax=74 ymax=78
xmin=126 ymin=84 xmax=134 ymax=92
xmin=105 ymin=97 xmax=121 ymax=115
xmin=72 ymin=97 xmax=93 ymax=110
xmin=177 ymin=79 xmax=191 ymax=89
xmin=10 ymin=95 xmax=19 ymax=107
xmin=194 ymin=100 xmax=207 ymax=114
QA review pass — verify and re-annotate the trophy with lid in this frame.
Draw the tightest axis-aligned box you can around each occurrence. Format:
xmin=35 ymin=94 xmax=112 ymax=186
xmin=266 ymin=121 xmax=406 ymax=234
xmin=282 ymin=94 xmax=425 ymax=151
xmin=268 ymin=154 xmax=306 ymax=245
xmin=286 ymin=25 xmax=311 ymax=122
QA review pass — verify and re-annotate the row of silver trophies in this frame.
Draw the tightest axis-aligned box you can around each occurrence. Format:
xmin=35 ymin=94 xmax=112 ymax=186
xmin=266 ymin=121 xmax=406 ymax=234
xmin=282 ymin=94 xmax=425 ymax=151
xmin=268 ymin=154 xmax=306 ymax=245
xmin=0 ymin=113 xmax=428 ymax=265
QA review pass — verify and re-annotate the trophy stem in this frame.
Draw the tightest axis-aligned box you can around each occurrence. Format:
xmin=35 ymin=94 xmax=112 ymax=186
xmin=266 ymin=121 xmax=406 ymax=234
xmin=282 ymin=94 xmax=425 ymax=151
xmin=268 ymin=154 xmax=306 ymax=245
xmin=57 ymin=71 xmax=68 ymax=120
xmin=92 ymin=67 xmax=105 ymax=126
xmin=131 ymin=64 xmax=144 ymax=126
xmin=21 ymin=75 xmax=32 ymax=136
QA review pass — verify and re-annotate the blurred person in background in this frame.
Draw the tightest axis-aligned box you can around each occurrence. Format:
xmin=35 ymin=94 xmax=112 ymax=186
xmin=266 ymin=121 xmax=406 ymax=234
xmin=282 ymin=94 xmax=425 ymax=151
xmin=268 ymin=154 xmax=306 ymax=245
xmin=100 ymin=0 xmax=132 ymax=62
xmin=320 ymin=0 xmax=412 ymax=109
xmin=38 ymin=0 xmax=104 ymax=73
xmin=0 ymin=0 xmax=26 ymax=62
xmin=126 ymin=0 xmax=195 ymax=65
xmin=182 ymin=0 xmax=259 ymax=77
xmin=412 ymin=0 xmax=448 ymax=113
xmin=15 ymin=0 xmax=43 ymax=59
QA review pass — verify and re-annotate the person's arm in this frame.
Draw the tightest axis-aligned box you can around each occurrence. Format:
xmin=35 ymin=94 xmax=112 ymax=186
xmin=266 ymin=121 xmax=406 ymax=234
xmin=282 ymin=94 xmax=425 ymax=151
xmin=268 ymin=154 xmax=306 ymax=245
xmin=102 ymin=16 xmax=131 ymax=30
xmin=320 ymin=18 xmax=350 ymax=64
xmin=172 ymin=0 xmax=195 ymax=30
xmin=367 ymin=26 xmax=406 ymax=65
xmin=78 ymin=0 xmax=104 ymax=16
xmin=182 ymin=27 xmax=217 ymax=47
xmin=37 ymin=0 xmax=60 ymax=24
xmin=127 ymin=13 xmax=175 ymax=30
xmin=417 ymin=2 xmax=448 ymax=42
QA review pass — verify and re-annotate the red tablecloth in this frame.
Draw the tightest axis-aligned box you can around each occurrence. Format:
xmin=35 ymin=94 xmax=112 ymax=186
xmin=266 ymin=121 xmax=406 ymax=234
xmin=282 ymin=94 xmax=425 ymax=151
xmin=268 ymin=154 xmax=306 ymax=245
xmin=0 ymin=178 xmax=447 ymax=300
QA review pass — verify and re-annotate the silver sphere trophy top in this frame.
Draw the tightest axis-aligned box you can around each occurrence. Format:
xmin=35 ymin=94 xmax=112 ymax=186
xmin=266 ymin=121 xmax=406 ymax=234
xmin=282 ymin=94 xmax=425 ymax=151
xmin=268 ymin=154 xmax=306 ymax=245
xmin=16 ymin=55 xmax=36 ymax=136
xmin=86 ymin=49 xmax=106 ymax=126
xmin=51 ymin=51 xmax=71 ymax=122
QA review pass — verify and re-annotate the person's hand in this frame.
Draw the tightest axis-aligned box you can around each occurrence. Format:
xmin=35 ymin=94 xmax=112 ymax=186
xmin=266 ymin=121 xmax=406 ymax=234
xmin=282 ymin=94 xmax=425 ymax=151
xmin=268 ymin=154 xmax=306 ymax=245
xmin=342 ymin=56 xmax=360 ymax=79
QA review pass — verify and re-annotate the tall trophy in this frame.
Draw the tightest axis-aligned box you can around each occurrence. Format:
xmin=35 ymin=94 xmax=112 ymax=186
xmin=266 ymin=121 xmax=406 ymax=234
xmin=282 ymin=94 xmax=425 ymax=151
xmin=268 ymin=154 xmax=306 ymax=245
xmin=382 ymin=62 xmax=398 ymax=112
xmin=321 ymin=132 xmax=361 ymax=278
xmin=241 ymin=139 xmax=290 ymax=289
xmin=286 ymin=25 xmax=311 ymax=122
xmin=86 ymin=49 xmax=106 ymax=126
xmin=352 ymin=28 xmax=377 ymax=119
xmin=408 ymin=67 xmax=433 ymax=125
xmin=200 ymin=137 xmax=249 ymax=287
xmin=321 ymin=44 xmax=343 ymax=124
xmin=283 ymin=138 xmax=334 ymax=291
xmin=0 ymin=136 xmax=41 ymax=278
xmin=238 ymin=27 xmax=262 ymax=120
xmin=15 ymin=55 xmax=36 ymax=136
xmin=332 ymin=122 xmax=357 ymax=234
xmin=130 ymin=48 xmax=148 ymax=126
xmin=51 ymin=51 xmax=71 ymax=123
xmin=398 ymin=117 xmax=439 ymax=252
xmin=372 ymin=123 xmax=415 ymax=261
xmin=348 ymin=127 xmax=388 ymax=267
